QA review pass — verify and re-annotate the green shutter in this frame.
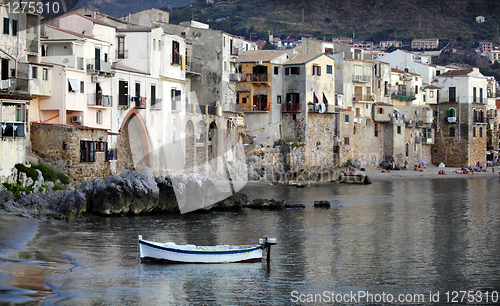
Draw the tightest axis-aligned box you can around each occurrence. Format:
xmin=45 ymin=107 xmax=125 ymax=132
xmin=345 ymin=115 xmax=349 ymax=123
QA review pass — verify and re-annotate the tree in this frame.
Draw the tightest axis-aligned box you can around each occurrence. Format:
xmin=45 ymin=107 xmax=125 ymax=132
xmin=263 ymin=41 xmax=275 ymax=50
xmin=493 ymin=60 xmax=500 ymax=70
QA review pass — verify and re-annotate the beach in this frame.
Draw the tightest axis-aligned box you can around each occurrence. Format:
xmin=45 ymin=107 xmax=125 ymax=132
xmin=363 ymin=164 xmax=499 ymax=181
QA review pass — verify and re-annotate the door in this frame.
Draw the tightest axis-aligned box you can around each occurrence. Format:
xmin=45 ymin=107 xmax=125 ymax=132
xmin=95 ymin=48 xmax=101 ymax=71
xmin=1 ymin=59 xmax=9 ymax=80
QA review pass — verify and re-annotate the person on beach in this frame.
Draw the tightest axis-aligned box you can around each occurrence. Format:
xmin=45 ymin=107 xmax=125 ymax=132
xmin=404 ymin=160 xmax=408 ymax=170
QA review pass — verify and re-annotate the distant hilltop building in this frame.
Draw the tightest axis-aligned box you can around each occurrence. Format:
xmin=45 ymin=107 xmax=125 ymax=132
xmin=476 ymin=16 xmax=485 ymax=23
xmin=411 ymin=38 xmax=439 ymax=49
xmin=380 ymin=40 xmax=403 ymax=50
xmin=480 ymin=41 xmax=492 ymax=54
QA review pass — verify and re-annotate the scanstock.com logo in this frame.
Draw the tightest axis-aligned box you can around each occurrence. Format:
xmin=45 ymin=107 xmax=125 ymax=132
xmin=128 ymin=92 xmax=249 ymax=214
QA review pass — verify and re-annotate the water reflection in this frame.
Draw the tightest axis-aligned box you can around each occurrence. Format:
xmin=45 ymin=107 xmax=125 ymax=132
xmin=36 ymin=178 xmax=500 ymax=305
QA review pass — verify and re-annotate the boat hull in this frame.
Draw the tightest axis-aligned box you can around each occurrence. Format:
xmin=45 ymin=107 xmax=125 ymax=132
xmin=139 ymin=240 xmax=263 ymax=264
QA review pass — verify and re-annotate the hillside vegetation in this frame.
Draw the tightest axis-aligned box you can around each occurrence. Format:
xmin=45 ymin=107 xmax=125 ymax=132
xmin=167 ymin=0 xmax=500 ymax=43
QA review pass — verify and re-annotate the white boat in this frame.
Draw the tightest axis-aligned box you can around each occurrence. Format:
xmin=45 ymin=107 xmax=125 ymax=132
xmin=138 ymin=235 xmax=276 ymax=264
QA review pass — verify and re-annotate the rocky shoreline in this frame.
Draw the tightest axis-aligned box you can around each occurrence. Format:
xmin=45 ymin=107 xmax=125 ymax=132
xmin=0 ymin=167 xmax=311 ymax=220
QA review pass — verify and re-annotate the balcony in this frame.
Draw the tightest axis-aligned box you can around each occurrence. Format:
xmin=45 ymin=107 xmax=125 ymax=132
xmin=133 ymin=97 xmax=146 ymax=109
xmin=282 ymin=102 xmax=301 ymax=112
xmin=0 ymin=79 xmax=12 ymax=91
xmin=151 ymin=98 xmax=161 ymax=110
xmin=446 ymin=116 xmax=457 ymax=123
xmin=229 ymin=73 xmax=241 ymax=82
xmin=115 ymin=49 xmax=128 ymax=59
xmin=88 ymin=93 xmax=112 ymax=107
xmin=352 ymin=75 xmax=370 ymax=82
xmin=422 ymin=137 xmax=434 ymax=144
xmin=222 ymin=103 xmax=243 ymax=113
xmin=185 ymin=57 xmax=202 ymax=75
xmin=86 ymin=59 xmax=112 ymax=75
xmin=353 ymin=95 xmax=374 ymax=102
xmin=241 ymin=73 xmax=269 ymax=82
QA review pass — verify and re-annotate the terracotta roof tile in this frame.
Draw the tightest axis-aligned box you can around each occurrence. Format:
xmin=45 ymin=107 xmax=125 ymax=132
xmin=45 ymin=25 xmax=109 ymax=44
xmin=285 ymin=53 xmax=323 ymax=65
xmin=439 ymin=69 xmax=473 ymax=76
xmin=236 ymin=50 xmax=288 ymax=63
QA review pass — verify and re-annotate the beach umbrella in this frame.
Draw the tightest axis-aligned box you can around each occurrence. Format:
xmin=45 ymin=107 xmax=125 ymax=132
xmin=485 ymin=161 xmax=493 ymax=164
xmin=417 ymin=160 xmax=427 ymax=164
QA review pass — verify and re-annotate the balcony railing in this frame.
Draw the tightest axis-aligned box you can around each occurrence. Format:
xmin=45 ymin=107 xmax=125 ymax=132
xmin=250 ymin=101 xmax=270 ymax=111
xmin=447 ymin=116 xmax=457 ymax=123
xmin=86 ymin=58 xmax=112 ymax=74
xmin=241 ymin=73 xmax=269 ymax=82
xmin=185 ymin=57 xmax=202 ymax=75
xmin=151 ymin=98 xmax=161 ymax=110
xmin=77 ymin=57 xmax=84 ymax=70
xmin=0 ymin=79 xmax=12 ymax=91
xmin=0 ymin=122 xmax=25 ymax=137
xmin=222 ymin=103 xmax=243 ymax=113
xmin=171 ymin=100 xmax=180 ymax=111
xmin=115 ymin=50 xmax=128 ymax=59
xmin=282 ymin=102 xmax=301 ymax=112
xmin=88 ymin=94 xmax=112 ymax=107
xmin=353 ymin=75 xmax=370 ymax=82
xmin=133 ymin=97 xmax=146 ymax=109
xmin=353 ymin=95 xmax=374 ymax=102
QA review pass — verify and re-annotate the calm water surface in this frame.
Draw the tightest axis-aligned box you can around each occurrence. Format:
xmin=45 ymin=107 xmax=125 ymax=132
xmin=31 ymin=178 xmax=500 ymax=305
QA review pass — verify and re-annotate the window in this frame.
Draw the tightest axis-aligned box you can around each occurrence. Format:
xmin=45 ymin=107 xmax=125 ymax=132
xmin=415 ymin=85 xmax=418 ymax=95
xmin=3 ymin=18 xmax=9 ymax=35
xmin=96 ymin=110 xmax=102 ymax=124
xmin=285 ymin=67 xmax=300 ymax=75
xmin=153 ymin=39 xmax=156 ymax=50
xmin=274 ymin=67 xmax=279 ymax=75
xmin=344 ymin=114 xmax=349 ymax=123
xmin=374 ymin=123 xmax=379 ymax=137
xmin=356 ymin=108 xmax=360 ymax=117
xmin=423 ymin=94 xmax=426 ymax=102
xmin=405 ymin=143 xmax=409 ymax=157
xmin=479 ymin=127 xmax=483 ymax=137
xmin=366 ymin=118 xmax=371 ymax=127
xmin=430 ymin=91 xmax=434 ymax=98
xmin=12 ymin=20 xmax=17 ymax=36
xmin=327 ymin=65 xmax=332 ymax=74
xmin=397 ymin=126 xmax=401 ymax=134
xmin=473 ymin=127 xmax=476 ymax=137
xmin=312 ymin=65 xmax=321 ymax=76
xmin=104 ymin=53 xmax=108 ymax=62
xmin=32 ymin=67 xmax=38 ymax=79
xmin=158 ymin=40 xmax=161 ymax=51
xmin=118 ymin=80 xmax=128 ymax=105
xmin=449 ymin=87 xmax=456 ymax=102
xmin=277 ymin=95 xmax=282 ymax=104
xmin=446 ymin=108 xmax=456 ymax=118
xmin=117 ymin=37 xmax=125 ymax=59
xmin=449 ymin=126 xmax=455 ymax=137
xmin=473 ymin=87 xmax=477 ymax=103
xmin=378 ymin=107 xmax=384 ymax=114
xmin=68 ymin=78 xmax=80 ymax=92
xmin=344 ymin=137 xmax=349 ymax=145
xmin=480 ymin=88 xmax=483 ymax=103
xmin=42 ymin=68 xmax=48 ymax=80
xmin=171 ymin=89 xmax=181 ymax=110
xmin=80 ymin=141 xmax=95 ymax=162
xmin=151 ymin=85 xmax=156 ymax=108
xmin=80 ymin=81 xmax=84 ymax=93
xmin=172 ymin=41 xmax=180 ymax=64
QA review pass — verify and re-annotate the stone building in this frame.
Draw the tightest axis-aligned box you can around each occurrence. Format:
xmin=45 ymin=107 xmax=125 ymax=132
xmin=281 ymin=53 xmax=338 ymax=169
xmin=431 ymin=68 xmax=489 ymax=167
xmin=235 ymin=50 xmax=289 ymax=147
xmin=30 ymin=123 xmax=110 ymax=181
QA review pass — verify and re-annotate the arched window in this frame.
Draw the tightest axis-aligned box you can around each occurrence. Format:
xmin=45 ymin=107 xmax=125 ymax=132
xmin=473 ymin=109 xmax=478 ymax=122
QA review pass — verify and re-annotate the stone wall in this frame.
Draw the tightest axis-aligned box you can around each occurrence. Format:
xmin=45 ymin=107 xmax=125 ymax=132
xmin=31 ymin=123 xmax=109 ymax=182
xmin=305 ymin=113 xmax=337 ymax=168
xmin=431 ymin=103 xmax=486 ymax=167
